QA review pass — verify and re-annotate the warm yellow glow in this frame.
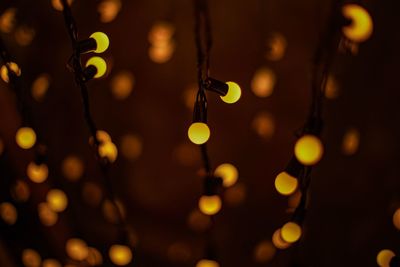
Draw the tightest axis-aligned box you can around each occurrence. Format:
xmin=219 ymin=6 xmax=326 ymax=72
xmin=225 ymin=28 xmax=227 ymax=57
xmin=252 ymin=112 xmax=275 ymax=139
xmin=188 ymin=122 xmax=210 ymax=145
xmin=198 ymin=195 xmax=222 ymax=216
xmin=187 ymin=209 xmax=212 ymax=232
xmin=325 ymin=75 xmax=339 ymax=99
xmin=272 ymin=229 xmax=291 ymax=249
xmin=111 ymin=71 xmax=134 ymax=100
xmin=86 ymin=247 xmax=103 ymax=266
xmin=294 ymin=135 xmax=324 ymax=166
xmin=377 ymin=249 xmax=395 ymax=267
xmin=0 ymin=202 xmax=17 ymax=225
xmin=214 ymin=163 xmax=238 ymax=187
xmin=86 ymin=57 xmax=107 ymax=78
xmin=148 ymin=42 xmax=175 ymax=63
xmin=11 ymin=180 xmax=30 ymax=202
xmin=27 ymin=162 xmax=48 ymax=183
xmin=221 ymin=81 xmax=241 ymax=104
xmin=90 ymin=32 xmax=110 ymax=53
xmin=196 ymin=259 xmax=220 ymax=267
xmin=393 ymin=208 xmax=400 ymax=230
xmin=89 ymin=130 xmax=112 ymax=146
xmin=224 ymin=183 xmax=246 ymax=206
xmin=46 ymin=189 xmax=68 ymax=212
xmin=342 ymin=128 xmax=360 ymax=155
xmin=251 ymin=68 xmax=276 ymax=97
xmin=62 ymin=155 xmax=84 ymax=181
xmin=109 ymin=245 xmax=133 ymax=266
xmin=1 ymin=62 xmax=22 ymax=83
xmin=275 ymin=172 xmax=298 ymax=196
xmin=31 ymin=73 xmax=51 ymax=102
xmin=120 ymin=134 xmax=142 ymax=160
xmin=52 ymin=0 xmax=74 ymax=11
xmin=149 ymin=21 xmax=175 ymax=44
xmin=42 ymin=259 xmax=61 ymax=267
xmin=16 ymin=127 xmax=36 ymax=149
xmin=66 ymin=238 xmax=89 ymax=261
xmin=98 ymin=141 xmax=118 ymax=162
xmin=15 ymin=26 xmax=36 ymax=46
xmin=0 ymin=8 xmax=16 ymax=33
xmin=98 ymin=0 xmax=122 ymax=23
xmin=253 ymin=240 xmax=276 ymax=263
xmin=342 ymin=4 xmax=373 ymax=43
xmin=22 ymin=249 xmax=41 ymax=267
xmin=82 ymin=182 xmax=103 ymax=206
xmin=265 ymin=33 xmax=287 ymax=61
xmin=38 ymin=203 xmax=58 ymax=226
xmin=281 ymin=222 xmax=302 ymax=243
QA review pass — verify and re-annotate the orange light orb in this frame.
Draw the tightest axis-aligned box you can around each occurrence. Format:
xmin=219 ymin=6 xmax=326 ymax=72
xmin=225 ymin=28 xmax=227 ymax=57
xmin=294 ymin=135 xmax=324 ymax=166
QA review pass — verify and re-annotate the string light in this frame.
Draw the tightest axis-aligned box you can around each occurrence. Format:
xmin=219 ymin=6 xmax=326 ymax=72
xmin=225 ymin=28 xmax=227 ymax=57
xmin=274 ymin=172 xmax=298 ymax=196
xmin=66 ymin=238 xmax=89 ymax=261
xmin=15 ymin=127 xmax=36 ymax=149
xmin=342 ymin=4 xmax=373 ymax=43
xmin=27 ymin=162 xmax=49 ymax=183
xmin=377 ymin=249 xmax=395 ymax=267
xmin=294 ymin=134 xmax=324 ymax=166
xmin=196 ymin=259 xmax=220 ymax=267
xmin=109 ymin=244 xmax=133 ymax=266
xmin=46 ymin=189 xmax=68 ymax=212
xmin=188 ymin=122 xmax=211 ymax=145
xmin=214 ymin=163 xmax=239 ymax=187
xmin=85 ymin=56 xmax=107 ymax=79
xmin=198 ymin=195 xmax=222 ymax=216
xmin=220 ymin=81 xmax=241 ymax=104
xmin=280 ymin=221 xmax=302 ymax=243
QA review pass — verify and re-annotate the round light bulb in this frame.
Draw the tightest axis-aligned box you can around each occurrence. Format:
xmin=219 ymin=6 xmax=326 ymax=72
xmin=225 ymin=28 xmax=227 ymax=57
xmin=188 ymin=122 xmax=210 ymax=145
xmin=377 ymin=249 xmax=395 ymax=267
xmin=274 ymin=172 xmax=298 ymax=196
xmin=272 ymin=228 xmax=291 ymax=249
xmin=1 ymin=62 xmax=21 ymax=83
xmin=196 ymin=259 xmax=220 ymax=267
xmin=90 ymin=32 xmax=110 ymax=53
xmin=198 ymin=195 xmax=222 ymax=216
xmin=86 ymin=56 xmax=107 ymax=78
xmin=98 ymin=141 xmax=118 ymax=163
xmin=16 ymin=127 xmax=36 ymax=149
xmin=280 ymin=222 xmax=302 ymax=243
xmin=214 ymin=163 xmax=239 ymax=187
xmin=46 ymin=189 xmax=68 ymax=212
xmin=65 ymin=238 xmax=89 ymax=261
xmin=342 ymin=4 xmax=373 ymax=43
xmin=294 ymin=134 xmax=324 ymax=166
xmin=27 ymin=162 xmax=48 ymax=183
xmin=109 ymin=245 xmax=132 ymax=266
xmin=221 ymin=81 xmax=241 ymax=104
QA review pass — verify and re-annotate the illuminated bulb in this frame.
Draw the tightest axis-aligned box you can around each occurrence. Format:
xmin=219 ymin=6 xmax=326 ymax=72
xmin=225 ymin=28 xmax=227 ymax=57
xmin=280 ymin=222 xmax=302 ymax=243
xmin=27 ymin=162 xmax=48 ymax=183
xmin=90 ymin=32 xmax=110 ymax=53
xmin=220 ymin=81 xmax=241 ymax=104
xmin=22 ymin=249 xmax=41 ymax=267
xmin=16 ymin=127 xmax=36 ymax=149
xmin=253 ymin=240 xmax=276 ymax=263
xmin=98 ymin=141 xmax=118 ymax=163
xmin=42 ymin=259 xmax=61 ymax=267
xmin=120 ymin=134 xmax=142 ymax=160
xmin=89 ymin=130 xmax=111 ymax=146
xmin=342 ymin=4 xmax=373 ymax=43
xmin=377 ymin=249 xmax=395 ymax=267
xmin=251 ymin=68 xmax=276 ymax=98
xmin=0 ymin=8 xmax=17 ymax=33
xmin=198 ymin=195 xmax=222 ymax=216
xmin=214 ymin=163 xmax=239 ymax=187
xmin=272 ymin=229 xmax=291 ymax=249
xmin=274 ymin=172 xmax=298 ymax=196
xmin=109 ymin=245 xmax=132 ymax=266
xmin=188 ymin=122 xmax=210 ymax=145
xmin=86 ymin=56 xmax=107 ymax=78
xmin=46 ymin=189 xmax=68 ymax=212
xmin=294 ymin=134 xmax=324 ymax=166
xmin=196 ymin=259 xmax=220 ymax=267
xmin=66 ymin=238 xmax=89 ymax=261
xmin=1 ymin=62 xmax=21 ymax=83
xmin=0 ymin=202 xmax=18 ymax=225
xmin=38 ymin=203 xmax=58 ymax=226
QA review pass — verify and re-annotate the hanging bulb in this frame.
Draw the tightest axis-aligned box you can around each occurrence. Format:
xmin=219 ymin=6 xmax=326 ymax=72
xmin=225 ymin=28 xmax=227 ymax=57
xmin=214 ymin=163 xmax=238 ymax=187
xmin=280 ymin=222 xmax=302 ymax=243
xmin=206 ymin=78 xmax=241 ymax=104
xmin=98 ymin=141 xmax=118 ymax=163
xmin=27 ymin=162 xmax=48 ymax=183
xmin=77 ymin=32 xmax=110 ymax=54
xmin=15 ymin=127 xmax=36 ymax=149
xmin=188 ymin=122 xmax=210 ymax=145
xmin=46 ymin=189 xmax=68 ymax=212
xmin=294 ymin=134 xmax=324 ymax=166
xmin=198 ymin=195 xmax=221 ymax=216
xmin=342 ymin=4 xmax=373 ymax=43
xmin=196 ymin=259 xmax=220 ymax=267
xmin=274 ymin=171 xmax=298 ymax=196
xmin=377 ymin=249 xmax=395 ymax=267
xmin=84 ymin=56 xmax=107 ymax=79
xmin=1 ymin=62 xmax=21 ymax=83
xmin=109 ymin=245 xmax=132 ymax=266
xmin=272 ymin=228 xmax=291 ymax=249
xmin=65 ymin=238 xmax=89 ymax=261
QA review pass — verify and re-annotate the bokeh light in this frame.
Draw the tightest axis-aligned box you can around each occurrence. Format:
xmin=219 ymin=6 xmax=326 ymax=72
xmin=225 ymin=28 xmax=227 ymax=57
xmin=224 ymin=183 xmax=247 ymax=206
xmin=109 ymin=244 xmax=132 ymax=266
xmin=27 ymin=162 xmax=48 ymax=183
xmin=221 ymin=82 xmax=241 ymax=104
xmin=46 ymin=189 xmax=68 ymax=212
xmin=280 ymin=222 xmax=302 ymax=243
xmin=196 ymin=259 xmax=220 ymax=267
xmin=393 ymin=208 xmax=400 ymax=230
xmin=376 ymin=249 xmax=395 ymax=267
xmin=342 ymin=128 xmax=360 ymax=155
xmin=294 ymin=134 xmax=324 ymax=166
xmin=251 ymin=111 xmax=275 ymax=140
xmin=38 ymin=203 xmax=58 ymax=226
xmin=251 ymin=68 xmax=276 ymax=97
xmin=198 ymin=195 xmax=222 ymax=216
xmin=16 ymin=127 xmax=36 ymax=149
xmin=52 ymin=0 xmax=74 ymax=11
xmin=86 ymin=247 xmax=103 ymax=266
xmin=265 ymin=33 xmax=287 ymax=61
xmin=325 ymin=75 xmax=339 ymax=99
xmin=111 ymin=71 xmax=134 ymax=100
xmin=253 ymin=240 xmax=276 ymax=263
xmin=272 ymin=228 xmax=291 ymax=249
xmin=274 ymin=172 xmax=298 ymax=196
xmin=42 ymin=259 xmax=61 ymax=267
xmin=1 ymin=62 xmax=21 ymax=83
xmin=82 ymin=182 xmax=103 ymax=206
xmin=214 ymin=163 xmax=239 ymax=187
xmin=66 ymin=238 xmax=89 ymax=261
xmin=167 ymin=242 xmax=192 ymax=263
xmin=0 ymin=202 xmax=18 ymax=225
xmin=0 ymin=8 xmax=16 ymax=33
xmin=98 ymin=141 xmax=118 ymax=162
xmin=11 ymin=180 xmax=30 ymax=202
xmin=15 ymin=26 xmax=36 ymax=46
xmin=98 ymin=0 xmax=122 ymax=23
xmin=187 ymin=209 xmax=212 ymax=232
xmin=342 ymin=4 xmax=373 ymax=43
xmin=62 ymin=155 xmax=84 ymax=181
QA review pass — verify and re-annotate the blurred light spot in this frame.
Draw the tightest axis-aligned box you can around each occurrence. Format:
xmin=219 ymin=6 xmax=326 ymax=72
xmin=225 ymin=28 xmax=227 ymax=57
xmin=1 ymin=62 xmax=22 ymax=83
xmin=253 ymin=240 xmax=276 ymax=263
xmin=82 ymin=182 xmax=103 ymax=206
xmin=196 ymin=259 xmax=220 ymax=267
xmin=62 ymin=155 xmax=84 ymax=181
xmin=109 ymin=245 xmax=132 ymax=266
xmin=111 ymin=71 xmax=134 ymax=100
xmin=99 ymin=141 xmax=118 ymax=163
xmin=38 ymin=202 xmax=58 ymax=226
xmin=0 ymin=202 xmax=17 ymax=225
xmin=325 ymin=75 xmax=339 ymax=99
xmin=281 ymin=222 xmax=302 ymax=243
xmin=0 ymin=8 xmax=16 ymax=33
xmin=342 ymin=128 xmax=360 ymax=155
xmin=22 ymin=249 xmax=41 ymax=267
xmin=98 ymin=0 xmax=121 ymax=23
xmin=120 ymin=134 xmax=142 ymax=161
xmin=86 ymin=56 xmax=107 ymax=78
xmin=167 ymin=242 xmax=192 ymax=263
xmin=31 ymin=73 xmax=51 ymax=102
xmin=182 ymin=84 xmax=197 ymax=109
xmin=377 ymin=249 xmax=395 ymax=267
xmin=66 ymin=238 xmax=89 ymax=261
xmin=15 ymin=127 xmax=36 ymax=149
xmin=89 ymin=130 xmax=111 ymax=146
xmin=46 ymin=189 xmax=68 ymax=212
xmin=102 ymin=199 xmax=125 ymax=224
xmin=148 ymin=42 xmax=175 ymax=63
xmin=342 ymin=4 xmax=373 ymax=43
xmin=214 ymin=163 xmax=238 ymax=187
xmin=174 ymin=142 xmax=200 ymax=167
xmin=52 ymin=0 xmax=73 ymax=11
xmin=265 ymin=33 xmax=287 ymax=61
xmin=272 ymin=229 xmax=291 ymax=249
xmin=148 ymin=21 xmax=175 ymax=44
xmin=15 ymin=26 xmax=35 ymax=46
xmin=252 ymin=112 xmax=275 ymax=140
xmin=275 ymin=172 xmax=298 ymax=196
xmin=287 ymin=191 xmax=302 ymax=213
xmin=224 ymin=183 xmax=246 ymax=206
xmin=393 ymin=208 xmax=400 ymax=230
xmin=251 ymin=68 xmax=276 ymax=97
xmin=27 ymin=162 xmax=48 ymax=183
xmin=86 ymin=247 xmax=103 ymax=266
xmin=187 ymin=209 xmax=211 ymax=232
xmin=294 ymin=135 xmax=324 ymax=166
xmin=198 ymin=195 xmax=221 ymax=215
xmin=11 ymin=180 xmax=30 ymax=202
xmin=188 ymin=122 xmax=210 ymax=145
xmin=42 ymin=259 xmax=61 ymax=267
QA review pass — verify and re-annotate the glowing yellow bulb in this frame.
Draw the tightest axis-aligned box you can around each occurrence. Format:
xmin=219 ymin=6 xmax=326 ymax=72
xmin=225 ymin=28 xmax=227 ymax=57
xmin=27 ymin=162 xmax=48 ymax=183
xmin=221 ymin=81 xmax=241 ymax=104
xmin=1 ymin=62 xmax=21 ymax=83
xmin=272 ymin=229 xmax=291 ymax=249
xmin=342 ymin=128 xmax=360 ymax=155
xmin=22 ymin=249 xmax=42 ymax=267
xmin=66 ymin=238 xmax=89 ymax=261
xmin=377 ymin=249 xmax=395 ymax=267
xmin=16 ymin=127 xmax=36 ymax=149
xmin=0 ymin=202 xmax=18 ymax=225
xmin=89 ymin=130 xmax=111 ymax=146
xmin=281 ymin=222 xmax=302 ymax=243
xmin=294 ymin=135 xmax=324 ymax=166
xmin=109 ymin=245 xmax=132 ymax=266
xmin=274 ymin=172 xmax=298 ymax=196
xmin=86 ymin=57 xmax=107 ymax=78
xmin=188 ymin=122 xmax=210 ymax=145
xmin=214 ymin=163 xmax=239 ymax=187
xmin=98 ymin=141 xmax=118 ymax=163
xmin=46 ymin=189 xmax=68 ymax=212
xmin=198 ymin=195 xmax=222 ymax=216
xmin=98 ymin=0 xmax=122 ymax=23
xmin=196 ymin=259 xmax=220 ymax=267
xmin=90 ymin=32 xmax=110 ymax=53
xmin=342 ymin=4 xmax=373 ymax=43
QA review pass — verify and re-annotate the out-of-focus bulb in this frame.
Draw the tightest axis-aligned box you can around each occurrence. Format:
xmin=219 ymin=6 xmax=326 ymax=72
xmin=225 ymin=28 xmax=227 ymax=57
xmin=46 ymin=189 xmax=68 ymax=212
xmin=196 ymin=259 xmax=220 ymax=267
xmin=188 ymin=122 xmax=210 ymax=145
xmin=16 ymin=127 xmax=36 ymax=149
xmin=198 ymin=195 xmax=222 ymax=216
xmin=65 ymin=238 xmax=89 ymax=261
xmin=98 ymin=141 xmax=118 ymax=163
xmin=294 ymin=134 xmax=324 ymax=166
xmin=280 ymin=222 xmax=302 ymax=243
xmin=274 ymin=172 xmax=298 ymax=196
xmin=109 ymin=245 xmax=132 ymax=266
xmin=376 ymin=249 xmax=395 ymax=267
xmin=220 ymin=81 xmax=241 ymax=104
xmin=342 ymin=4 xmax=373 ymax=43
xmin=1 ymin=62 xmax=21 ymax=83
xmin=90 ymin=32 xmax=110 ymax=53
xmin=214 ymin=163 xmax=239 ymax=187
xmin=27 ymin=162 xmax=48 ymax=183
xmin=86 ymin=57 xmax=107 ymax=78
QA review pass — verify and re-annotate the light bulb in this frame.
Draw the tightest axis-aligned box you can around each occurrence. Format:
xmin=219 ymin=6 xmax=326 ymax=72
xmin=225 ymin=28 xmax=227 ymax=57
xmin=98 ymin=141 xmax=118 ymax=163
xmin=214 ymin=163 xmax=239 ymax=187
xmin=1 ymin=62 xmax=21 ymax=83
xmin=46 ymin=189 xmax=68 ymax=212
xmin=42 ymin=259 xmax=61 ymax=267
xmin=90 ymin=32 xmax=110 ymax=53
xmin=188 ymin=122 xmax=210 ymax=145
xmin=196 ymin=259 xmax=220 ymax=267
xmin=294 ymin=134 xmax=324 ymax=166
xmin=198 ymin=195 xmax=222 ymax=216
xmin=274 ymin=172 xmax=298 ymax=196
xmin=109 ymin=245 xmax=132 ymax=266
xmin=220 ymin=81 xmax=241 ymax=104
xmin=342 ymin=4 xmax=373 ymax=43
xmin=22 ymin=249 xmax=41 ymax=267
xmin=377 ymin=249 xmax=395 ymax=267
xmin=85 ymin=56 xmax=107 ymax=78
xmin=280 ymin=222 xmax=302 ymax=243
xmin=66 ymin=238 xmax=89 ymax=261
xmin=16 ymin=127 xmax=36 ymax=149
xmin=27 ymin=162 xmax=48 ymax=183
xmin=272 ymin=228 xmax=291 ymax=249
